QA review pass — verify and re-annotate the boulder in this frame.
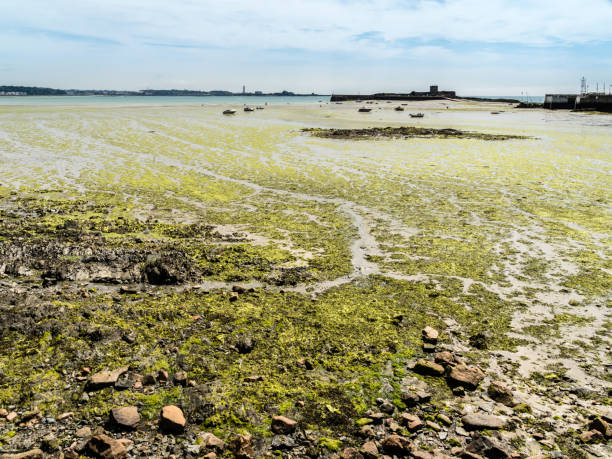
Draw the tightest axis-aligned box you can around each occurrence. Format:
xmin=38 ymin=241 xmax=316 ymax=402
xmin=422 ymin=326 xmax=439 ymax=343
xmin=110 ymin=406 xmax=140 ymax=429
xmin=199 ymin=432 xmax=226 ymax=450
xmin=462 ymin=414 xmax=506 ymax=431
xmin=413 ymin=359 xmax=445 ymax=376
xmin=76 ymin=426 xmax=92 ymax=438
xmin=361 ymin=441 xmax=378 ymax=458
xmin=401 ymin=389 xmax=431 ymax=406
xmin=230 ymin=434 xmax=254 ymax=459
xmin=589 ymin=417 xmax=611 ymax=438
xmin=434 ymin=351 xmax=462 ymax=367
xmin=465 ymin=433 xmax=511 ymax=459
xmin=447 ymin=365 xmax=485 ymax=390
xmin=87 ymin=366 xmax=129 ymax=390
xmin=400 ymin=413 xmax=423 ymax=431
xmin=381 ymin=434 xmax=412 ymax=456
xmin=271 ymin=415 xmax=297 ymax=434
xmin=157 ymin=369 xmax=169 ymax=383
xmin=173 ymin=371 xmax=188 ymax=386
xmin=160 ymin=405 xmax=186 ymax=434
xmin=580 ymin=429 xmax=604 ymax=443
xmin=341 ymin=447 xmax=364 ymax=459
xmin=86 ymin=434 xmax=127 ymax=459
xmin=487 ymin=381 xmax=514 ymax=406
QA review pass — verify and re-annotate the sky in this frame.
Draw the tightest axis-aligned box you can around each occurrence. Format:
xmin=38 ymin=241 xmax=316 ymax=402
xmin=1 ymin=0 xmax=612 ymax=95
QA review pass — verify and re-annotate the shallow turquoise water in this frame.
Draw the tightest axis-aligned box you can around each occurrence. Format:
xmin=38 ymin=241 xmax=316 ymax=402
xmin=0 ymin=95 xmax=330 ymax=107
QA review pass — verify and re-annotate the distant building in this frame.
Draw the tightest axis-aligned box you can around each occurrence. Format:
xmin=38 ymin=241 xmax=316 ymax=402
xmin=408 ymin=84 xmax=455 ymax=98
xmin=544 ymin=94 xmax=577 ymax=109
xmin=255 ymin=90 xmax=262 ymax=95
xmin=575 ymin=93 xmax=612 ymax=112
xmin=242 ymin=85 xmax=246 ymax=94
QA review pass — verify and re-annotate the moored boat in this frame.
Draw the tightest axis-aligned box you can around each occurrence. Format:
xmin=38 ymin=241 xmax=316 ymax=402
xmin=409 ymin=113 xmax=424 ymax=118
xmin=358 ymin=107 xmax=372 ymax=112
xmin=223 ymin=109 xmax=237 ymax=115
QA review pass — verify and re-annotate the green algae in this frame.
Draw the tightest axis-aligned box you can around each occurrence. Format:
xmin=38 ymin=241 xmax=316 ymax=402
xmin=0 ymin=103 xmax=610 ymax=451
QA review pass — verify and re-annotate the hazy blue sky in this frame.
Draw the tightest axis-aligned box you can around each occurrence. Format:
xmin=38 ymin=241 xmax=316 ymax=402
xmin=2 ymin=0 xmax=612 ymax=95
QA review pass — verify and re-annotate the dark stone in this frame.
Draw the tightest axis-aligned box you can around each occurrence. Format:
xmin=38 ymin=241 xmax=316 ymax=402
xmin=469 ymin=333 xmax=488 ymax=350
xmin=465 ymin=433 xmax=511 ymax=459
xmin=236 ymin=336 xmax=255 ymax=354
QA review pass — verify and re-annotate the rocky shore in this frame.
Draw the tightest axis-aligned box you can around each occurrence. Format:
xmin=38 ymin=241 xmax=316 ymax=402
xmin=0 ymin=196 xmax=609 ymax=458
xmin=0 ymin=102 xmax=610 ymax=458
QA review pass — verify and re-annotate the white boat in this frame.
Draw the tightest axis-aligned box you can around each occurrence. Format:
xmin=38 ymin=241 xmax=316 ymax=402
xmin=223 ymin=109 xmax=236 ymax=115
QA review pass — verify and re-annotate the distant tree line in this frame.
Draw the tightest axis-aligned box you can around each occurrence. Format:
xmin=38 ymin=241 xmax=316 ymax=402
xmin=1 ymin=85 xmax=319 ymax=97
xmin=0 ymin=86 xmax=67 ymax=95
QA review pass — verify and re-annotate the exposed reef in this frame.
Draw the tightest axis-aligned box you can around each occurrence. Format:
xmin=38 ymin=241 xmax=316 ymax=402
xmin=303 ymin=126 xmax=533 ymax=141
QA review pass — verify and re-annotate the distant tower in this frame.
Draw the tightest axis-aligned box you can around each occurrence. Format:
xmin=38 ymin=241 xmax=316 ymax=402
xmin=429 ymin=85 xmax=438 ymax=95
xmin=242 ymin=85 xmax=246 ymax=94
xmin=580 ymin=77 xmax=587 ymax=95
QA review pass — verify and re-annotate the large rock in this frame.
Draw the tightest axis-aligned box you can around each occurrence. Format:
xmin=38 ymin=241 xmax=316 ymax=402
xmin=580 ymin=429 xmax=604 ymax=443
xmin=86 ymin=435 xmax=127 ymax=459
xmin=0 ymin=449 xmax=44 ymax=459
xmin=341 ymin=447 xmax=364 ymax=459
xmin=230 ymin=434 xmax=254 ymax=459
xmin=199 ymin=432 xmax=226 ymax=450
xmin=422 ymin=326 xmax=439 ymax=343
xmin=434 ymin=351 xmax=462 ymax=367
xmin=401 ymin=389 xmax=431 ymax=406
xmin=381 ymin=434 xmax=412 ymax=456
xmin=361 ymin=441 xmax=378 ymax=458
xmin=110 ymin=406 xmax=140 ymax=429
xmin=400 ymin=413 xmax=423 ymax=431
xmin=160 ymin=405 xmax=186 ymax=434
xmin=589 ymin=417 xmax=612 ymax=438
xmin=271 ymin=415 xmax=297 ymax=434
xmin=462 ymin=413 xmax=506 ymax=431
xmin=487 ymin=381 xmax=514 ymax=406
xmin=413 ymin=359 xmax=445 ymax=376
xmin=143 ymin=257 xmax=190 ymax=285
xmin=87 ymin=366 xmax=129 ymax=390
xmin=465 ymin=433 xmax=511 ymax=459
xmin=447 ymin=364 xmax=485 ymax=390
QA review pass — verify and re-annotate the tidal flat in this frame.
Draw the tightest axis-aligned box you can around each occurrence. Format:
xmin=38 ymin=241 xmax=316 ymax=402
xmin=0 ymin=99 xmax=610 ymax=458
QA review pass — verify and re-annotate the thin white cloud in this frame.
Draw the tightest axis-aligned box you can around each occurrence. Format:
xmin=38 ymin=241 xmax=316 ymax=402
xmin=3 ymin=0 xmax=612 ymax=53
xmin=1 ymin=0 xmax=611 ymax=93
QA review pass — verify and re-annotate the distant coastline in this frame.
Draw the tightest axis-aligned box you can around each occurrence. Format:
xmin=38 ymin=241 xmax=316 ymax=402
xmin=0 ymin=85 xmax=327 ymax=97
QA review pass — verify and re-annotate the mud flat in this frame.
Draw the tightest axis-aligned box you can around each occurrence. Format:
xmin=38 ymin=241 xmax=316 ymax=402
xmin=0 ymin=100 xmax=610 ymax=458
